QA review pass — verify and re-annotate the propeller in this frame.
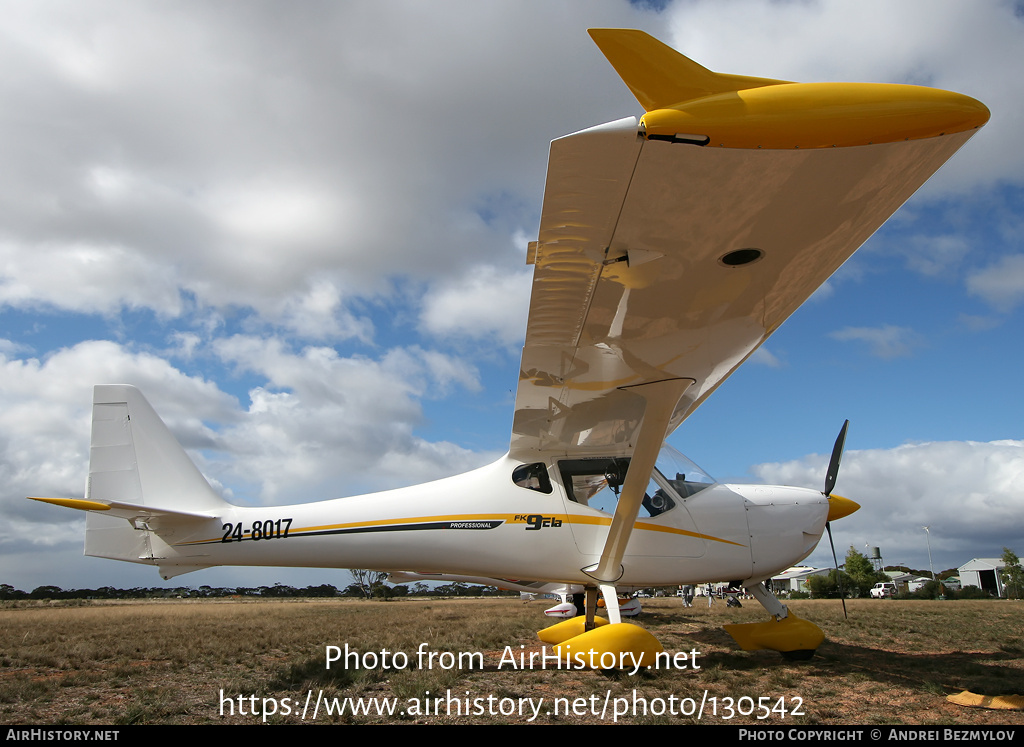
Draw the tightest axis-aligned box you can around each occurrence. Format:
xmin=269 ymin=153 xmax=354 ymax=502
xmin=824 ymin=420 xmax=847 ymax=499
xmin=824 ymin=420 xmax=851 ymax=618
xmin=825 ymin=418 xmax=859 ymax=522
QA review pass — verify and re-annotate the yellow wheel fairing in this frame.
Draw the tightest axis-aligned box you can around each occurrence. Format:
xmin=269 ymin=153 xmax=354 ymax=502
xmin=538 ymin=615 xmax=610 ymax=644
xmin=552 ymin=622 xmax=664 ymax=669
xmin=723 ymin=614 xmax=825 ymax=654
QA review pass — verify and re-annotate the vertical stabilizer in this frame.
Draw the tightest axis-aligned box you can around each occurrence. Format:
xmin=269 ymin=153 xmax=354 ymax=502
xmin=87 ymin=385 xmax=224 ymax=512
xmin=84 ymin=385 xmax=226 ymax=568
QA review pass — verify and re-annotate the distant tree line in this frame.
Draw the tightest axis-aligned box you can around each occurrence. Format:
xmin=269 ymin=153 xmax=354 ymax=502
xmin=798 ymin=546 xmax=1021 ymax=600
xmin=0 ymin=580 xmax=517 ymax=601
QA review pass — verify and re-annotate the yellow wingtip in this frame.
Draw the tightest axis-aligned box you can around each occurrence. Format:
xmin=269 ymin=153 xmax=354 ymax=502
xmin=587 ymin=28 xmax=787 ymax=111
xmin=589 ymin=29 xmax=988 ymax=150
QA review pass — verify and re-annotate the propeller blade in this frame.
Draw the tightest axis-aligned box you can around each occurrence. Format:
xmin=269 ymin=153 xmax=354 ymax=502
xmin=824 ymin=419 xmax=849 ymax=497
xmin=825 ymin=522 xmax=848 ymax=619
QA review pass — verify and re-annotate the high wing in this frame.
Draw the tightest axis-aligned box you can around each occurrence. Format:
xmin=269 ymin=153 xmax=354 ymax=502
xmin=509 ymin=29 xmax=987 ymax=461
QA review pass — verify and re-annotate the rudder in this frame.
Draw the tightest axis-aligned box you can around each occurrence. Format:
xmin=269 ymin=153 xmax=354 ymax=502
xmin=84 ymin=385 xmax=226 ymax=576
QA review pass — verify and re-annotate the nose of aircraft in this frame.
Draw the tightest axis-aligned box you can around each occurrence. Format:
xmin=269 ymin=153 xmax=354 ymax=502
xmin=826 ymin=494 xmax=860 ymax=522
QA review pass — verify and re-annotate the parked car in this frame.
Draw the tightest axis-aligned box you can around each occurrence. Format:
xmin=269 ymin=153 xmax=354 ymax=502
xmin=870 ymin=581 xmax=898 ymax=598
xmin=907 ymin=577 xmax=932 ymax=593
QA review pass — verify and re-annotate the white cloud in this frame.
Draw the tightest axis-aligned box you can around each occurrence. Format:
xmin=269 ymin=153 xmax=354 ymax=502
xmin=420 ymin=264 xmax=532 ymax=346
xmin=0 ymin=2 xmax=1018 ymax=337
xmin=0 ymin=2 xmax=645 ymax=335
xmin=751 ymin=439 xmax=1024 ymax=571
xmin=0 ymin=240 xmax=185 ymax=317
xmin=208 ymin=180 xmax=344 ymax=248
xmin=664 ymin=0 xmax=1023 ymax=194
xmin=828 ymin=324 xmax=925 ymax=358
xmin=749 ymin=346 xmax=783 ymax=367
xmin=266 ymin=280 xmax=375 ymax=342
xmin=166 ymin=331 xmax=201 ymax=360
xmin=901 ymin=235 xmax=972 ymax=278
xmin=967 ymin=254 xmax=1024 ymax=312
xmin=209 ymin=335 xmax=486 ymax=502
xmin=0 ymin=338 xmax=31 ymax=356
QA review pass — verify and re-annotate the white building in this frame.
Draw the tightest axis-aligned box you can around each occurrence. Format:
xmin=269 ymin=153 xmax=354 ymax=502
xmin=770 ymin=566 xmax=831 ymax=594
xmin=958 ymin=558 xmax=1006 ymax=597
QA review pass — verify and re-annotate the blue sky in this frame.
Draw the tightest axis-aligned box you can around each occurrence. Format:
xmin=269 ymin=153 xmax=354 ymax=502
xmin=2 ymin=0 xmax=1022 ymax=591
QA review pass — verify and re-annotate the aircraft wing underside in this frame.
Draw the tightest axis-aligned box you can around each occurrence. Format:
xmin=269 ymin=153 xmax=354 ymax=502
xmin=510 ymin=115 xmax=975 ymax=460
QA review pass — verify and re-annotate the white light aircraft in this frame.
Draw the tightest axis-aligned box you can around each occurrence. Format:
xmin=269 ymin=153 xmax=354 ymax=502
xmin=33 ymin=30 xmax=988 ymax=664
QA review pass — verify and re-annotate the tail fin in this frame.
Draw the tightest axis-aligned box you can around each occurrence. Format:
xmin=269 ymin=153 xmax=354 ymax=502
xmin=68 ymin=385 xmax=225 ymax=578
xmin=87 ymin=385 xmax=224 ymax=513
xmin=587 ymin=28 xmax=787 ymax=110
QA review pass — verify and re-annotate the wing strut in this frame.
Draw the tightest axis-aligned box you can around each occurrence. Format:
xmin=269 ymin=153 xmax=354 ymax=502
xmin=582 ymin=377 xmax=693 ymax=624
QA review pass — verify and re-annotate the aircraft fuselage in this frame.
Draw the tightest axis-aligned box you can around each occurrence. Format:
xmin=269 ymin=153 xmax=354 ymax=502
xmin=124 ymin=455 xmax=828 ymax=586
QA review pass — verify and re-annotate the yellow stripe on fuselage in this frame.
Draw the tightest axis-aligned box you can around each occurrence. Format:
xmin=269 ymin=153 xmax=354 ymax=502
xmin=177 ymin=512 xmax=744 ymax=548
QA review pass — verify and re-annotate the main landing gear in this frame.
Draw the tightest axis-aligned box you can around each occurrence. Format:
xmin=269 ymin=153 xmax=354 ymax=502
xmin=539 ymin=582 xmax=825 ymax=668
xmin=537 ymin=586 xmax=663 ymax=669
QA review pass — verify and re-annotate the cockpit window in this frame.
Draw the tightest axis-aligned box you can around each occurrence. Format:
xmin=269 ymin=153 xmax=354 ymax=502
xmin=512 ymin=462 xmax=552 ymax=493
xmin=558 ymin=457 xmax=625 ymax=506
xmin=557 ymin=457 xmax=676 ymax=518
xmin=556 ymin=446 xmax=716 ymax=516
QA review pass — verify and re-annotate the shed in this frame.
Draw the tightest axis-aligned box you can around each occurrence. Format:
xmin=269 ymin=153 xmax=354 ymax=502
xmin=958 ymin=558 xmax=1006 ymax=597
xmin=770 ymin=566 xmax=830 ymax=594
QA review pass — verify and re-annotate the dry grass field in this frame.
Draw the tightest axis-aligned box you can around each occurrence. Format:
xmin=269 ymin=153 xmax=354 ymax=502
xmin=1 ymin=597 xmax=1022 ymax=725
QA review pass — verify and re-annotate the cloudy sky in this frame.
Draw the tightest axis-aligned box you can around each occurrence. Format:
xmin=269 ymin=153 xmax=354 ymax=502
xmin=3 ymin=0 xmax=1022 ymax=592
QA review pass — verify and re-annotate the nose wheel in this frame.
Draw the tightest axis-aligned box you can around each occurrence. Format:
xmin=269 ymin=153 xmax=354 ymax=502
xmin=723 ymin=582 xmax=824 ymax=659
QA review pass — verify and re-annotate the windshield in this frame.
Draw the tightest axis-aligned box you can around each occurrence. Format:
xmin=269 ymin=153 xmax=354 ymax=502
xmin=654 ymin=443 xmax=716 ymax=498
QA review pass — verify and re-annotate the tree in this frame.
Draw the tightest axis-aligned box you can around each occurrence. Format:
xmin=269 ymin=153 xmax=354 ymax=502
xmin=350 ymin=569 xmax=388 ymax=599
xmin=806 ymin=570 xmax=853 ymax=598
xmin=844 ymin=546 xmax=886 ymax=598
xmin=0 ymin=584 xmax=26 ymax=600
xmin=302 ymin=584 xmax=338 ymax=598
xmin=909 ymin=579 xmax=943 ymax=599
xmin=29 ymin=585 xmax=65 ymax=599
xmin=1000 ymin=547 xmax=1023 ymax=599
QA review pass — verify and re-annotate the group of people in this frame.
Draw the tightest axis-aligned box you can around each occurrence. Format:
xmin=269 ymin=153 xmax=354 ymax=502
xmin=679 ymin=583 xmax=745 ymax=608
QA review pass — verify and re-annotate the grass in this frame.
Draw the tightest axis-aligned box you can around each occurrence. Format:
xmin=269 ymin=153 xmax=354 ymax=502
xmin=0 ymin=597 xmax=1021 ymax=725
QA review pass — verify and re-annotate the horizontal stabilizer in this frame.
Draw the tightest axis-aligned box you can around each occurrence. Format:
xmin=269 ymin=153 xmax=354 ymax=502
xmin=28 ymin=495 xmax=217 ymax=527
